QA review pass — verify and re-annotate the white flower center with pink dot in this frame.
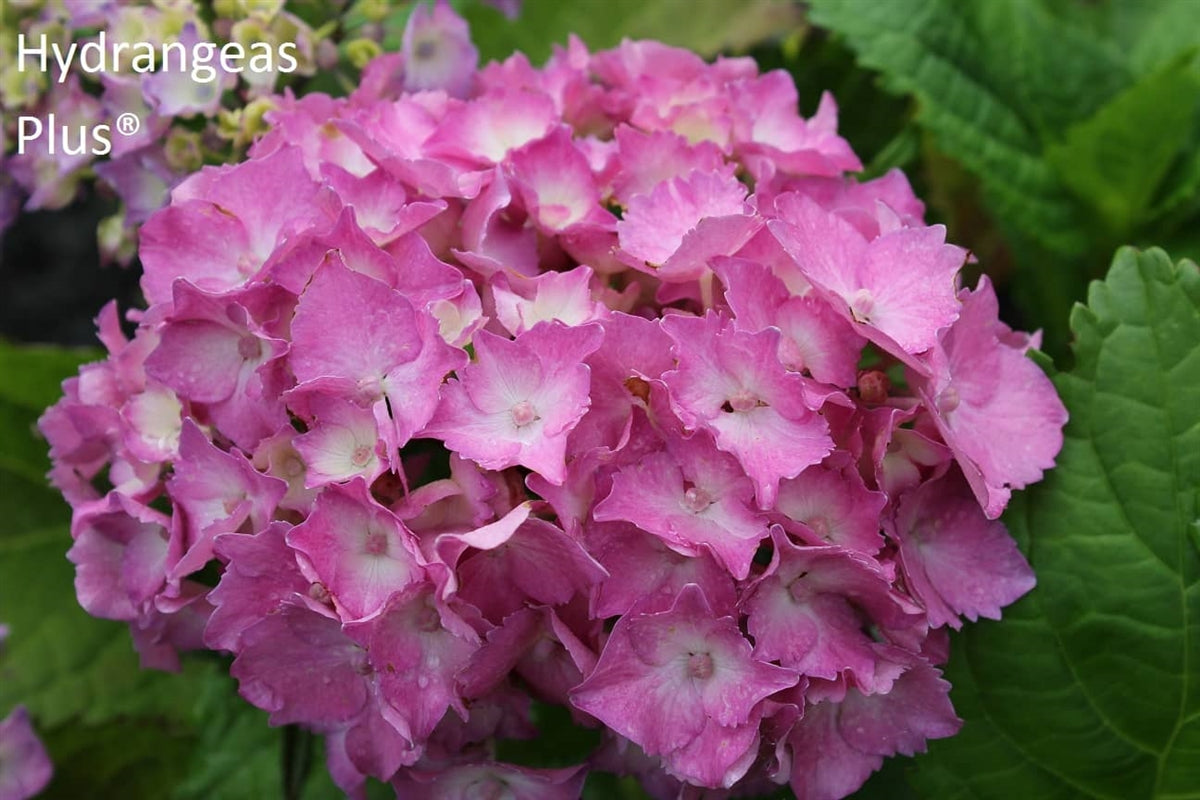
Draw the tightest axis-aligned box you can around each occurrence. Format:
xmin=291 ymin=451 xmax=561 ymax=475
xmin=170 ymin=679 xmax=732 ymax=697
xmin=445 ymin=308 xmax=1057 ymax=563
xmin=363 ymin=529 xmax=388 ymax=556
xmin=237 ymin=336 xmax=262 ymax=360
xmin=849 ymin=288 xmax=876 ymax=323
xmin=938 ymin=386 xmax=961 ymax=414
xmin=681 ymin=486 xmax=714 ymax=513
xmin=687 ymin=652 xmax=714 ymax=680
xmin=510 ymin=400 xmax=538 ymax=427
xmin=726 ymin=390 xmax=760 ymax=413
xmin=350 ymin=444 xmax=372 ymax=468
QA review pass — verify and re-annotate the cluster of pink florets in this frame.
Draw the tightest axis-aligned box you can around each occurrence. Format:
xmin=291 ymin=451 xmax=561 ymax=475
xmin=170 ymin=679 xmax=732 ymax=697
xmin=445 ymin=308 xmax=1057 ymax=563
xmin=40 ymin=16 xmax=1068 ymax=800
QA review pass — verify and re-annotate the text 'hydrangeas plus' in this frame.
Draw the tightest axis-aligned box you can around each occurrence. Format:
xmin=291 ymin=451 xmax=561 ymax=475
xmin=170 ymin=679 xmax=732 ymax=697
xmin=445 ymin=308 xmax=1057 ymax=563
xmin=39 ymin=7 xmax=1068 ymax=798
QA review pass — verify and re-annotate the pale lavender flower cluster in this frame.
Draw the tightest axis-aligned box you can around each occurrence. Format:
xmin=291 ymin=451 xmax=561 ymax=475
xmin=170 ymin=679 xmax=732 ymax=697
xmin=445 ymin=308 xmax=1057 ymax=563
xmin=39 ymin=12 xmax=1068 ymax=799
xmin=0 ymin=0 xmax=485 ymax=262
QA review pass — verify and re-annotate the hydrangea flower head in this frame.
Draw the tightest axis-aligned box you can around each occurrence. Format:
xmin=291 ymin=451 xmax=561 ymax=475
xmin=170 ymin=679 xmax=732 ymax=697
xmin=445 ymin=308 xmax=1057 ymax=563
xmin=39 ymin=8 xmax=1067 ymax=798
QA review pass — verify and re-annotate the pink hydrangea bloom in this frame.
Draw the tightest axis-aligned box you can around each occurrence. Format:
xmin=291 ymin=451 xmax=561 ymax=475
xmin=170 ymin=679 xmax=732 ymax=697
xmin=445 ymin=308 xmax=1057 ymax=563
xmin=742 ymin=534 xmax=925 ymax=694
xmin=290 ymin=257 xmax=466 ymax=448
xmin=343 ymin=585 xmax=478 ymax=744
xmin=661 ymin=313 xmax=833 ymax=507
xmin=618 ymin=168 xmax=759 ymax=282
xmin=205 ymin=522 xmax=312 ymax=653
xmin=423 ymin=322 xmax=602 ymax=484
xmin=572 ymin=585 xmax=798 ymax=787
xmin=40 ymin=11 xmax=1067 ymax=797
xmin=770 ymin=191 xmax=966 ymax=360
xmin=140 ymin=148 xmax=337 ymax=306
xmin=774 ymin=460 xmax=887 ymax=555
xmin=68 ymin=493 xmax=171 ymax=623
xmin=287 ymin=480 xmax=425 ymax=623
xmin=594 ymin=432 xmax=769 ymax=580
xmin=166 ymin=421 xmax=287 ymax=579
xmin=730 ymin=75 xmax=862 ymax=180
xmin=508 ymin=128 xmax=614 ymax=234
xmin=786 ymin=663 xmax=960 ymax=800
xmin=586 ymin=521 xmax=737 ymax=617
xmin=458 ymin=605 xmax=597 ymax=708
xmin=717 ymin=256 xmax=866 ymax=387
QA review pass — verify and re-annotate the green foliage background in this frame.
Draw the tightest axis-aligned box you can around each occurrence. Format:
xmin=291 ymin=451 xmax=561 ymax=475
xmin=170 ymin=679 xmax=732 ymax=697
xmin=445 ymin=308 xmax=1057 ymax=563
xmin=2 ymin=0 xmax=1199 ymax=798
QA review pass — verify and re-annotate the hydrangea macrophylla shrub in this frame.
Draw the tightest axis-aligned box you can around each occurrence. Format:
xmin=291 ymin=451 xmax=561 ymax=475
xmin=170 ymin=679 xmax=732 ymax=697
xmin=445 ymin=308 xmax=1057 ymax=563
xmin=39 ymin=13 xmax=1068 ymax=799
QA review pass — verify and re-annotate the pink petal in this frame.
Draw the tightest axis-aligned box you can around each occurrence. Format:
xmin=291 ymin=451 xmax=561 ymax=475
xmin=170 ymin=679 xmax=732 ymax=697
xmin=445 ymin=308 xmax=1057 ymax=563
xmin=618 ymin=168 xmax=748 ymax=269
xmin=894 ymin=470 xmax=1036 ymax=628
xmin=916 ymin=277 xmax=1068 ymax=517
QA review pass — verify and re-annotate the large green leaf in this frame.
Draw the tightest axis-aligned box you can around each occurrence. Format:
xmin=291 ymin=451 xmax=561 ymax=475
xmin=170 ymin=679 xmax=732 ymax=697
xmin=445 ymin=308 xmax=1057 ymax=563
xmin=0 ymin=343 xmax=100 ymax=413
xmin=908 ymin=247 xmax=1200 ymax=797
xmin=171 ymin=670 xmax=288 ymax=800
xmin=1042 ymin=0 xmax=1200 ymax=76
xmin=807 ymin=0 xmax=1200 ymax=250
xmin=170 ymin=669 xmax=389 ymax=800
xmin=0 ymin=341 xmax=237 ymax=797
xmin=37 ymin=717 xmax=197 ymax=799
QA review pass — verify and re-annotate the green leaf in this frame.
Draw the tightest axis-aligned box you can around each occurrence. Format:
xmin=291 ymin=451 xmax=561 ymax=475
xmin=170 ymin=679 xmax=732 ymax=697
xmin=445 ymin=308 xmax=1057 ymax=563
xmin=0 ymin=525 xmax=218 ymax=727
xmin=38 ymin=717 xmax=197 ymax=799
xmin=583 ymin=772 xmax=654 ymax=800
xmin=1041 ymin=0 xmax=1200 ymax=76
xmin=1126 ymin=0 xmax=1200 ymax=74
xmin=852 ymin=757 xmax=920 ymax=799
xmin=909 ymin=247 xmax=1200 ymax=798
xmin=1045 ymin=57 xmax=1200 ymax=236
xmin=172 ymin=670 xmax=287 ymax=800
xmin=0 ymin=424 xmax=66 ymax=531
xmin=0 ymin=341 xmax=100 ymax=413
xmin=463 ymin=0 xmax=800 ymax=64
xmin=0 ymin=341 xmax=99 ymax=521
xmin=808 ymin=0 xmax=1200 ymax=358
xmin=806 ymin=0 xmax=1110 ymax=258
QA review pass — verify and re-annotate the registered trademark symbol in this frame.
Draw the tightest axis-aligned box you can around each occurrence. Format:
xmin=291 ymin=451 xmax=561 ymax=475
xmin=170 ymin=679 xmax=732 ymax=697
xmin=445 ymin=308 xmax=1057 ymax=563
xmin=115 ymin=113 xmax=140 ymax=136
